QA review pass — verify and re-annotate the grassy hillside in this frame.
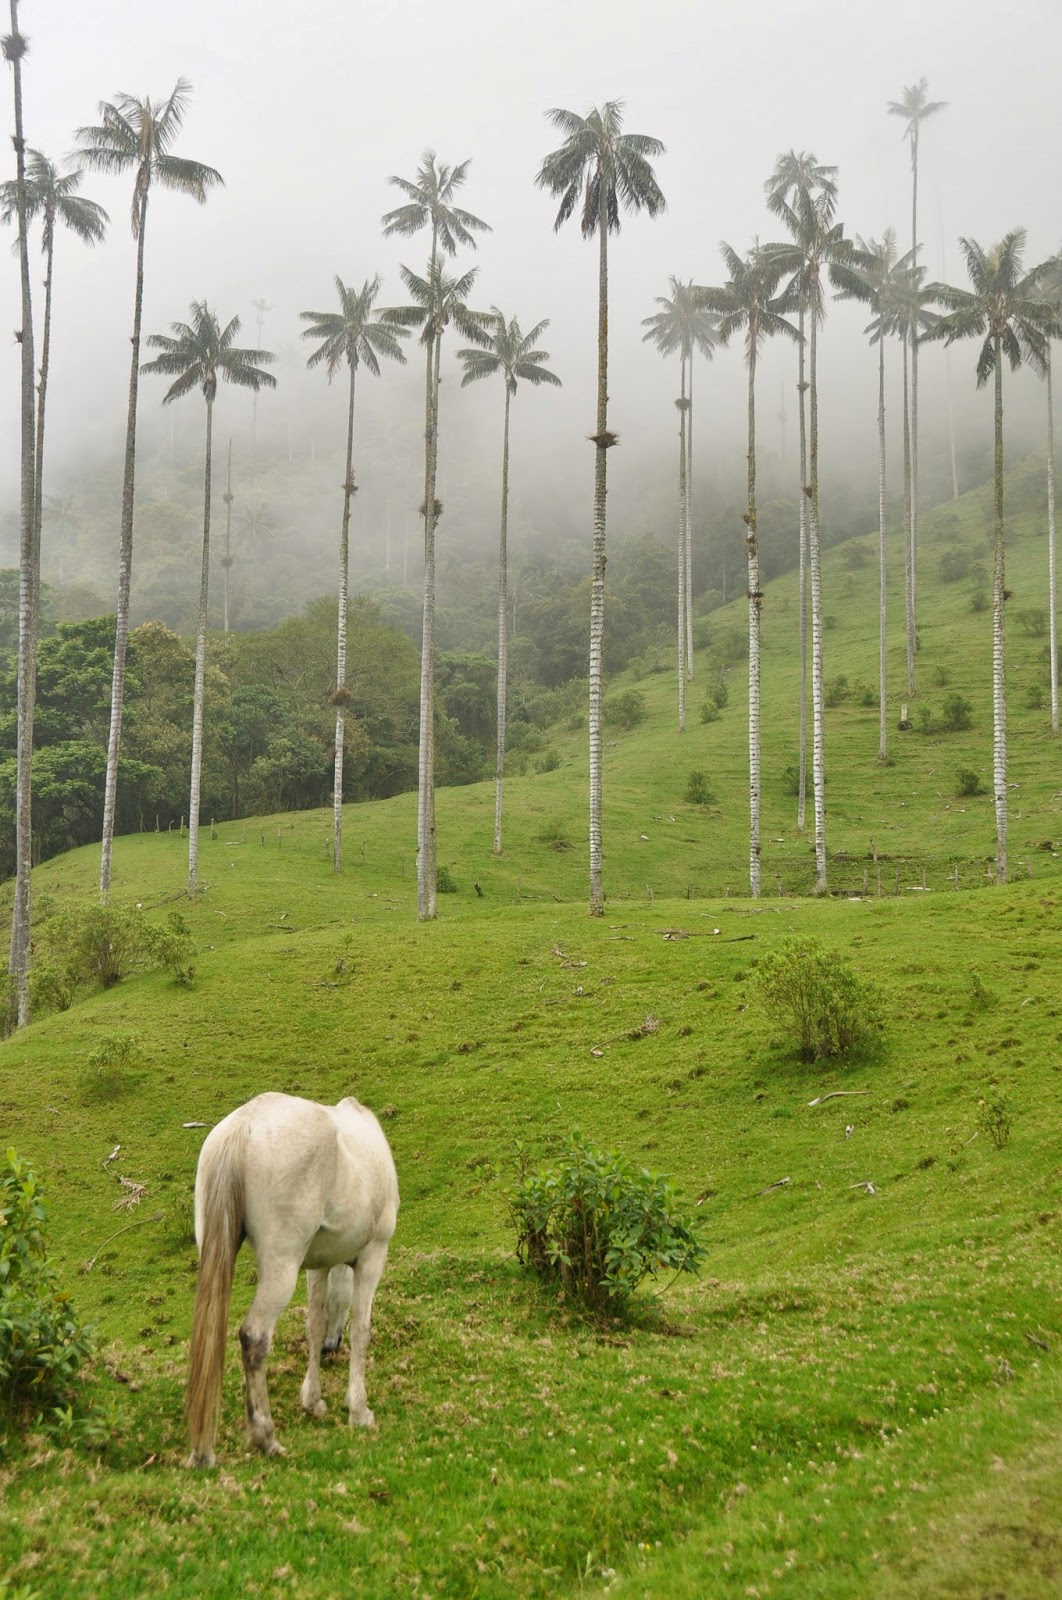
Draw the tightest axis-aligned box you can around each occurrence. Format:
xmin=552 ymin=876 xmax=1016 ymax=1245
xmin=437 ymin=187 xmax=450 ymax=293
xmin=1 ymin=478 xmax=1061 ymax=1598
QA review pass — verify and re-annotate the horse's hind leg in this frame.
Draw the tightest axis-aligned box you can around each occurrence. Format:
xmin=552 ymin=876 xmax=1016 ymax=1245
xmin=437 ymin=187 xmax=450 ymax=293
xmin=240 ymin=1258 xmax=299 ymax=1456
xmin=345 ymin=1239 xmax=390 ymax=1428
xmin=299 ymin=1268 xmax=329 ymax=1419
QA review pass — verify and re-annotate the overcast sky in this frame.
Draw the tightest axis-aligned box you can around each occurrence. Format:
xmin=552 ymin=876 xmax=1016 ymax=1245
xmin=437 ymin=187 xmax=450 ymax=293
xmin=4 ymin=0 xmax=1062 ymax=566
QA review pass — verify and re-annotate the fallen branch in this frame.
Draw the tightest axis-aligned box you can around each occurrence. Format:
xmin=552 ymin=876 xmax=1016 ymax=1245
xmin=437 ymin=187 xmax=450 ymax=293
xmin=82 ymin=1212 xmax=162 ymax=1272
xmin=183 ymin=1121 xmax=210 ymax=1129
xmin=758 ymin=1177 xmax=791 ymax=1195
xmin=1025 ymin=1331 xmax=1050 ymax=1352
xmin=849 ymin=1180 xmax=876 ymax=1195
xmin=807 ymin=1091 xmax=871 ymax=1107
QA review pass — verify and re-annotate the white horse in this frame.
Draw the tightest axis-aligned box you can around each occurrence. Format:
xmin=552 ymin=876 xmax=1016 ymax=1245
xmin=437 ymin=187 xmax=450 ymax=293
xmin=186 ymin=1092 xmax=399 ymax=1467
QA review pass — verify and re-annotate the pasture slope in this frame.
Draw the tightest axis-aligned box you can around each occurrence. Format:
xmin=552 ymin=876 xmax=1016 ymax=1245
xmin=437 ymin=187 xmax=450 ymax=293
xmin=1 ymin=476 xmax=1062 ymax=1598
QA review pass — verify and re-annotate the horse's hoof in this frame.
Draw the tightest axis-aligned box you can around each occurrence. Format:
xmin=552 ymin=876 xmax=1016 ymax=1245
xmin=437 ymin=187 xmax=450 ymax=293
xmin=264 ymin=1437 xmax=286 ymax=1457
xmin=350 ymin=1407 xmax=375 ymax=1429
xmin=310 ymin=1399 xmax=327 ymax=1419
xmin=185 ymin=1449 xmax=216 ymax=1469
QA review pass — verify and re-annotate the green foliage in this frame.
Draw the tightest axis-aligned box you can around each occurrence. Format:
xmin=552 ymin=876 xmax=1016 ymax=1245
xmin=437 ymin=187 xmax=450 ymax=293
xmin=0 ymin=1151 xmax=94 ymax=1441
xmin=607 ymin=688 xmax=647 ymax=731
xmin=977 ymin=1093 xmax=1011 ymax=1149
xmin=754 ymin=935 xmax=885 ymax=1062
xmin=956 ymin=766 xmax=985 ymax=797
xmin=509 ymin=1132 xmax=705 ymax=1314
xmin=436 ymin=865 xmax=459 ymax=894
xmin=825 ymin=674 xmax=850 ymax=708
xmin=33 ymin=902 xmax=197 ymax=1012
xmin=970 ymin=587 xmax=989 ymax=614
xmin=940 ymin=693 xmax=973 ymax=732
xmin=939 ymin=547 xmax=972 ymax=582
xmin=685 ymin=770 xmax=715 ymax=806
xmin=81 ymin=1031 xmax=144 ymax=1102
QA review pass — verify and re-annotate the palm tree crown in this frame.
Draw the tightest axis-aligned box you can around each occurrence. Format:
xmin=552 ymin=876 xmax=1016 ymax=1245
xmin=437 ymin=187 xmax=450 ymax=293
xmin=887 ymin=78 xmax=947 ymax=166
xmin=75 ymin=79 xmax=222 ymax=235
xmin=641 ymin=277 xmax=718 ymax=364
xmin=141 ymin=302 xmax=277 ymax=403
xmin=300 ymin=275 xmax=409 ymax=379
xmin=698 ymin=242 xmax=799 ymax=357
xmin=926 ymin=231 xmax=1058 ymax=382
xmin=386 ymin=260 xmax=494 ymax=352
xmin=535 ymin=100 xmax=666 ymax=234
xmin=381 ymin=151 xmax=490 ymax=255
xmin=456 ymin=309 xmax=561 ymax=394
xmin=0 ymin=148 xmax=108 ymax=247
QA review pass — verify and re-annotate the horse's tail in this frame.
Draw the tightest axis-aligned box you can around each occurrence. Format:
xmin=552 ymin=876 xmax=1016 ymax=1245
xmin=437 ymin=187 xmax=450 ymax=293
xmin=186 ymin=1119 xmax=246 ymax=1466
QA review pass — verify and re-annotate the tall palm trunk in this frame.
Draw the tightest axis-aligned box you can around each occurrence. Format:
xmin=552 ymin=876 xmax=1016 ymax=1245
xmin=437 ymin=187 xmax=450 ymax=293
xmin=1046 ymin=349 xmax=1059 ymax=736
xmin=34 ymin=213 xmax=54 ymax=573
xmin=416 ymin=219 xmax=441 ymax=921
xmin=991 ymin=340 xmax=1008 ymax=882
xmin=6 ymin=0 xmax=36 ymax=1029
xmin=901 ymin=333 xmax=915 ymax=693
xmin=332 ymin=364 xmax=357 ymax=873
xmin=187 ymin=389 xmax=214 ymax=898
xmin=100 ymin=187 xmax=149 ymax=899
xmin=676 ymin=353 xmax=688 ymax=732
xmin=493 ymin=381 xmax=512 ymax=855
xmin=796 ymin=297 xmax=809 ymax=834
xmin=588 ymin=208 xmax=610 ymax=917
xmin=745 ymin=339 xmax=761 ymax=898
xmin=876 ymin=335 xmax=888 ymax=761
xmin=685 ymin=357 xmax=695 ymax=679
xmin=416 ymin=325 xmax=441 ymax=920
xmin=222 ymin=439 xmax=233 ymax=634
xmin=910 ymin=132 xmax=920 ymax=645
xmin=807 ymin=310 xmax=827 ymax=892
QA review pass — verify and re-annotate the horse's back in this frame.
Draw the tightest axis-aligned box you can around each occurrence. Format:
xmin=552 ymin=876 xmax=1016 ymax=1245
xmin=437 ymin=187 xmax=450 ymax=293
xmin=224 ymin=1093 xmax=398 ymax=1270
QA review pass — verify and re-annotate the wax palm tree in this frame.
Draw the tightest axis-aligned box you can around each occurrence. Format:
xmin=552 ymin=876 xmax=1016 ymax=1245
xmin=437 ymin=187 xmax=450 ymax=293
xmin=457 ymin=311 xmax=561 ymax=854
xmin=925 ymin=232 xmax=1060 ymax=881
xmin=642 ymin=279 xmax=717 ymax=724
xmin=76 ymin=81 xmax=222 ymax=899
xmin=697 ymin=242 xmax=799 ymax=898
xmin=888 ymin=79 xmax=947 ymax=615
xmin=768 ymin=153 xmax=848 ymax=892
xmin=765 ymin=151 xmax=837 ymax=859
xmin=3 ymin=1 xmax=35 ymax=1029
xmin=141 ymin=303 xmax=275 ymax=898
xmin=381 ymin=152 xmax=489 ymax=921
xmin=536 ymin=101 xmax=666 ymax=916
xmin=831 ymin=232 xmax=918 ymax=760
xmin=0 ymin=152 xmax=107 ymax=575
xmin=890 ymin=266 xmax=941 ymax=695
xmin=384 ymin=259 xmax=493 ymax=918
xmin=1036 ymin=252 xmax=1062 ymax=735
xmin=301 ymin=275 xmax=408 ymax=873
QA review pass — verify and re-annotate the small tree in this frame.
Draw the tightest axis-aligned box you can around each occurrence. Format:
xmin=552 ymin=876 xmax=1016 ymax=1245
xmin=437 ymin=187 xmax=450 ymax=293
xmin=755 ymin=935 xmax=884 ymax=1062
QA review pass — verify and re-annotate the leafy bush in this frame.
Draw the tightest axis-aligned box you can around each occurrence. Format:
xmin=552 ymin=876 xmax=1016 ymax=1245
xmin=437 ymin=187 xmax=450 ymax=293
xmin=825 ymin=674 xmax=850 ymax=708
xmin=970 ymin=588 xmax=989 ymax=614
xmin=956 ymin=767 xmax=985 ymax=797
xmin=436 ymin=865 xmax=459 ymax=894
xmin=977 ymin=1093 xmax=1011 ymax=1150
xmin=33 ymin=903 xmax=197 ymax=1010
xmin=0 ymin=1150 xmax=95 ymax=1440
xmin=940 ymin=693 xmax=973 ymax=732
xmin=607 ymin=689 xmax=647 ymax=731
xmin=754 ymin=936 xmax=885 ymax=1063
xmin=509 ymin=1133 xmax=705 ymax=1314
xmin=699 ymin=699 xmax=720 ymax=724
xmin=81 ymin=1031 xmax=144 ymax=1103
xmin=939 ymin=547 xmax=971 ymax=583
xmin=685 ymin=770 xmax=715 ymax=806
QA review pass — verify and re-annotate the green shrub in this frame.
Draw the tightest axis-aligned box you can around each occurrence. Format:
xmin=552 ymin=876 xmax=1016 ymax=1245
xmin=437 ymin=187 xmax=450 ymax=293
xmin=825 ymin=674 xmax=850 ymax=708
xmin=940 ymin=693 xmax=973 ymax=732
xmin=685 ymin=770 xmax=715 ymax=806
xmin=956 ymin=767 xmax=985 ymax=797
xmin=509 ymin=1132 xmax=705 ymax=1314
xmin=81 ymin=1031 xmax=144 ymax=1103
xmin=754 ymin=935 xmax=885 ymax=1063
xmin=33 ymin=903 xmax=197 ymax=1010
xmin=0 ymin=1150 xmax=95 ymax=1440
xmin=939 ymin=548 xmax=971 ymax=583
xmin=970 ymin=588 xmax=989 ymax=614
xmin=699 ymin=699 xmax=720 ymax=724
xmin=977 ymin=1093 xmax=1011 ymax=1150
xmin=607 ymin=689 xmax=647 ymax=731
xmin=436 ymin=865 xmax=459 ymax=894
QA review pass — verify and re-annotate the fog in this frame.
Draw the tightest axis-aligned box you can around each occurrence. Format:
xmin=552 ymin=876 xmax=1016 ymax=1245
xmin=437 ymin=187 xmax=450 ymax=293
xmin=4 ymin=0 xmax=1062 ymax=613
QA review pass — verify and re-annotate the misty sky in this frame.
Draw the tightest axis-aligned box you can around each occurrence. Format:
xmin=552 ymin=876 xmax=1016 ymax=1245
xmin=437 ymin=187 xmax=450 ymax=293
xmin=5 ymin=0 xmax=1062 ymax=569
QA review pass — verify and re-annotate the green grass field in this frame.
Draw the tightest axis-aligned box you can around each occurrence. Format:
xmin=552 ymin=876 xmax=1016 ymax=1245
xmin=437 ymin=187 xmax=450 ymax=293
xmin=1 ymin=477 xmax=1061 ymax=1598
